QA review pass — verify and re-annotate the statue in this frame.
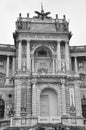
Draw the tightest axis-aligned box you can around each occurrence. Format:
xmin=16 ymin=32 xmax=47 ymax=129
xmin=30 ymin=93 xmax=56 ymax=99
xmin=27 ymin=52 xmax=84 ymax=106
xmin=55 ymin=21 xmax=60 ymax=30
xmin=35 ymin=4 xmax=51 ymax=20
xmin=61 ymin=61 xmax=65 ymax=72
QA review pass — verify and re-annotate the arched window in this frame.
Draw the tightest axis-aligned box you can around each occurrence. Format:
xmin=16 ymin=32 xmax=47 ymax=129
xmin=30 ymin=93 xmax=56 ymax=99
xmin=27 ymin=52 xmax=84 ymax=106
xmin=34 ymin=46 xmax=52 ymax=58
xmin=81 ymin=95 xmax=86 ymax=118
xmin=0 ymin=99 xmax=5 ymax=118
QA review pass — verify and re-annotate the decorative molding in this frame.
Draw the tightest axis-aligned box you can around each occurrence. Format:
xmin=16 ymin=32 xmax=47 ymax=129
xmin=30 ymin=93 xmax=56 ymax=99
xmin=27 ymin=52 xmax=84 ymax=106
xmin=37 ymin=77 xmax=61 ymax=83
xmin=30 ymin=41 xmax=57 ymax=52
xmin=17 ymin=32 xmax=69 ymax=41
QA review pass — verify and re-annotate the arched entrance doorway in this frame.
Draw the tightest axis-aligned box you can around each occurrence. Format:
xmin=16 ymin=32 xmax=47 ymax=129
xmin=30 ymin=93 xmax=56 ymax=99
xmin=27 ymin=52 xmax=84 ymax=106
xmin=40 ymin=88 xmax=57 ymax=116
xmin=0 ymin=98 xmax=5 ymax=118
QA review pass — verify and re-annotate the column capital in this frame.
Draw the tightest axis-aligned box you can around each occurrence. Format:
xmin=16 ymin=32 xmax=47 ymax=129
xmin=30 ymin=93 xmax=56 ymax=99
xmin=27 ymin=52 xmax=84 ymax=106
xmin=27 ymin=39 xmax=31 ymax=43
xmin=61 ymin=78 xmax=65 ymax=84
xmin=74 ymin=56 xmax=77 ymax=58
xmin=32 ymin=78 xmax=37 ymax=85
xmin=6 ymin=55 xmax=10 ymax=57
xmin=18 ymin=40 xmax=22 ymax=43
xmin=65 ymin=41 xmax=69 ymax=44
xmin=12 ymin=55 xmax=16 ymax=58
xmin=56 ymin=40 xmax=61 ymax=44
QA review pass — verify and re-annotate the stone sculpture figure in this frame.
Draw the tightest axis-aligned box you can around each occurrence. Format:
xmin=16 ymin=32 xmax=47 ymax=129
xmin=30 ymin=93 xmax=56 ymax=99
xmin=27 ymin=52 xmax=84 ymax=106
xmin=35 ymin=4 xmax=51 ymax=20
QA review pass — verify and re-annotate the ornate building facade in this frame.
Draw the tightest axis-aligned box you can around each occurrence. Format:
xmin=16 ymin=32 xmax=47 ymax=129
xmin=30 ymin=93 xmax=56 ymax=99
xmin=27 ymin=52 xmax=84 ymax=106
xmin=0 ymin=8 xmax=86 ymax=130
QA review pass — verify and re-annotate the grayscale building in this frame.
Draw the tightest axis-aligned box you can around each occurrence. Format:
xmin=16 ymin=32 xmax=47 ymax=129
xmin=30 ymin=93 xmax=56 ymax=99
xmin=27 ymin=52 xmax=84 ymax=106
xmin=0 ymin=8 xmax=86 ymax=130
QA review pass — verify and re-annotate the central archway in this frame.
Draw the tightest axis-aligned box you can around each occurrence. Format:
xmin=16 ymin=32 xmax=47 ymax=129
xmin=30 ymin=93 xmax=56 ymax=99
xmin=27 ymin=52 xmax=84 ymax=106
xmin=40 ymin=88 xmax=57 ymax=116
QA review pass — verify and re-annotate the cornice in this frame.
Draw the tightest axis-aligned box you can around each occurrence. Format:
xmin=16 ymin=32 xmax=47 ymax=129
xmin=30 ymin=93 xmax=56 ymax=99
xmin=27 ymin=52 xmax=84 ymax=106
xmin=16 ymin=30 xmax=70 ymax=35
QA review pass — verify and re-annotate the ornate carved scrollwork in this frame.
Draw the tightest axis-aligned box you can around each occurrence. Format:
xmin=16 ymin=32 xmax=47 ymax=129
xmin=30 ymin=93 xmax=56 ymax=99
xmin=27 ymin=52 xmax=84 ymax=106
xmin=30 ymin=42 xmax=57 ymax=52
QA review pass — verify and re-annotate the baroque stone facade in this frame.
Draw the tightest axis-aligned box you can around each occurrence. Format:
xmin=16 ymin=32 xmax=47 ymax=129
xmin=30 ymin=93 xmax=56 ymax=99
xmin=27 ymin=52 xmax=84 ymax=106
xmin=0 ymin=9 xmax=86 ymax=130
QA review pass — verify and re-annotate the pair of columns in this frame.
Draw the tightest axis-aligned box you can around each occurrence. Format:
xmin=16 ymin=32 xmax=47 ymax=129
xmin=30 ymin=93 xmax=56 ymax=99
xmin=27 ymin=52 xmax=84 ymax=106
xmin=6 ymin=56 xmax=15 ymax=84
xmin=57 ymin=41 xmax=70 ymax=73
xmin=18 ymin=40 xmax=30 ymax=72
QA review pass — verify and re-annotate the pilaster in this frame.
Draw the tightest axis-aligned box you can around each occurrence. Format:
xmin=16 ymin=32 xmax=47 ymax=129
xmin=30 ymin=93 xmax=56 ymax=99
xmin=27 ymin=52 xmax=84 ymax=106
xmin=12 ymin=56 xmax=15 ymax=76
xmin=27 ymin=82 xmax=32 ymax=116
xmin=65 ymin=42 xmax=70 ymax=72
xmin=61 ymin=78 xmax=66 ymax=116
xmin=52 ymin=57 xmax=55 ymax=74
xmin=15 ymin=81 xmax=21 ymax=117
xmin=27 ymin=40 xmax=31 ymax=73
xmin=6 ymin=55 xmax=9 ymax=84
xmin=32 ymin=56 xmax=34 ymax=73
xmin=74 ymin=81 xmax=82 ymax=117
xmin=32 ymin=79 xmax=37 ymax=117
xmin=57 ymin=41 xmax=61 ymax=72
xmin=18 ymin=41 xmax=22 ymax=70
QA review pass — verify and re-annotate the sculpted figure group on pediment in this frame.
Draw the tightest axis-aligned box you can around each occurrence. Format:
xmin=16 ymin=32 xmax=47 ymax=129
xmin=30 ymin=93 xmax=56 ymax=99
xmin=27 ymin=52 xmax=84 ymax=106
xmin=55 ymin=21 xmax=68 ymax=31
xmin=16 ymin=19 xmax=31 ymax=30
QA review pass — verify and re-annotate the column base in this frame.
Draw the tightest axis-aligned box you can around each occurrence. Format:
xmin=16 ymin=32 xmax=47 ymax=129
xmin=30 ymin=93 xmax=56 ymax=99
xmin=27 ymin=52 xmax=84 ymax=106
xmin=26 ymin=70 xmax=31 ymax=75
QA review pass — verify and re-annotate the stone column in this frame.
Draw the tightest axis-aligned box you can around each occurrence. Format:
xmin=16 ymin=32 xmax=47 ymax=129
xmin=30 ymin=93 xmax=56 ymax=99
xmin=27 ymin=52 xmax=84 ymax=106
xmin=32 ymin=57 xmax=34 ymax=73
xmin=74 ymin=81 xmax=82 ymax=116
xmin=65 ymin=42 xmax=70 ymax=72
xmin=27 ymin=40 xmax=31 ymax=73
xmin=57 ymin=41 xmax=61 ymax=72
xmin=6 ymin=56 xmax=10 ymax=84
xmin=18 ymin=41 xmax=22 ymax=70
xmin=61 ymin=79 xmax=66 ymax=116
xmin=12 ymin=56 xmax=15 ymax=76
xmin=53 ymin=58 xmax=55 ymax=74
xmin=32 ymin=79 xmax=37 ymax=116
xmin=70 ymin=57 xmax=72 ymax=72
xmin=6 ymin=56 xmax=9 ymax=77
xmin=75 ymin=57 xmax=78 ymax=73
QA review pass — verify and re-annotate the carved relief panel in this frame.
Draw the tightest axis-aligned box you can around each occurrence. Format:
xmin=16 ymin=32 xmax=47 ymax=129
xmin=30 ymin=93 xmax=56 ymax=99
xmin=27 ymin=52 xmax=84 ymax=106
xmin=35 ymin=59 xmax=52 ymax=74
xmin=69 ymin=85 xmax=76 ymax=115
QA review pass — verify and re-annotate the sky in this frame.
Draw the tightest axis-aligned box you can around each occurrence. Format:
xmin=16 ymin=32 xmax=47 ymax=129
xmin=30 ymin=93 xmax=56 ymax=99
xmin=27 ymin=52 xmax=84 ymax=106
xmin=0 ymin=0 xmax=86 ymax=46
